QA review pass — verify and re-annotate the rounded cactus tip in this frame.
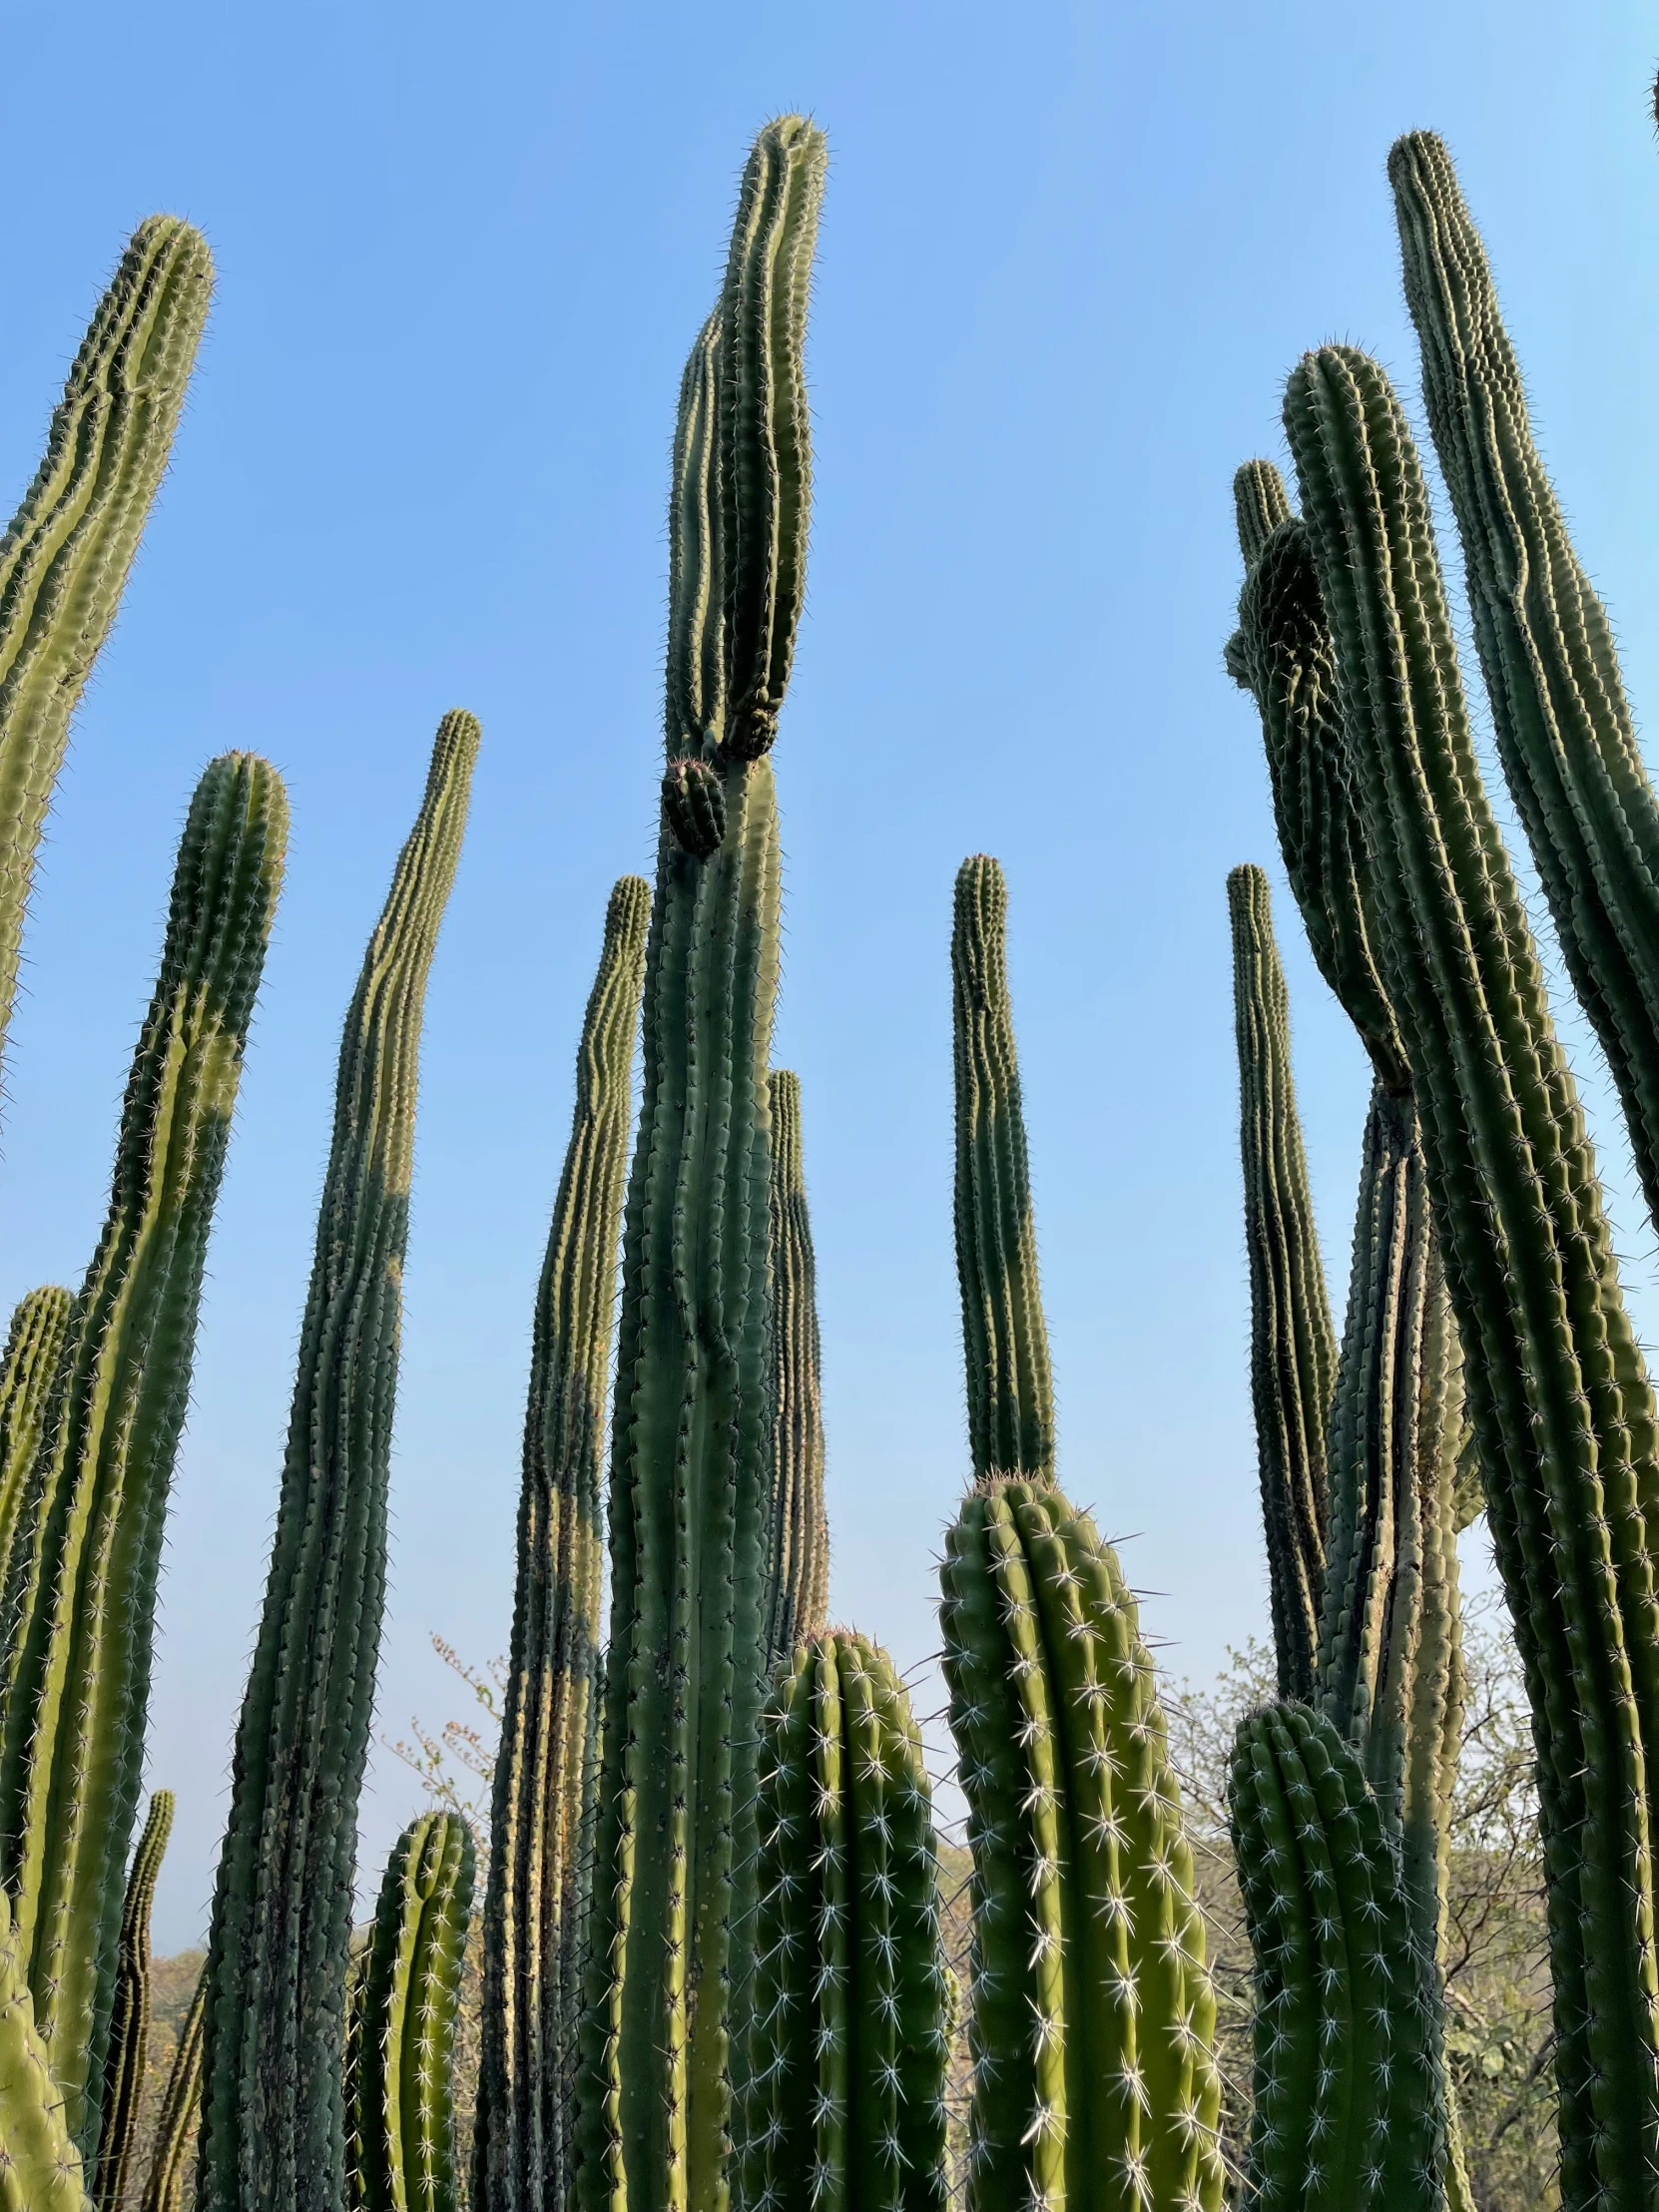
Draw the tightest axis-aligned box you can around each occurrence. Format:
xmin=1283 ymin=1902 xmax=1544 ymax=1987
xmin=663 ymin=754 xmax=728 ymax=858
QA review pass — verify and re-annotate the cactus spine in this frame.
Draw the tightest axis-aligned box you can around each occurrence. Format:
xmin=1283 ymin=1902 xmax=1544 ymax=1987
xmin=94 ymin=1789 xmax=175 ymax=2212
xmin=1227 ymin=865 xmax=1335 ymax=1703
xmin=139 ymin=1969 xmax=205 ymax=2212
xmin=0 ymin=1882 xmax=91 ymax=2211
xmin=0 ymin=218 xmax=213 ymax=1086
xmin=1230 ymin=1703 xmax=1446 ymax=2209
xmin=473 ymin=875 xmax=650 ymax=2212
xmin=346 ymin=1814 xmax=476 ymax=2212
xmin=1285 ymin=340 xmax=1659 ymax=2212
xmin=0 ymin=1288 xmax=72 ymax=1601
xmin=0 ymin=753 xmax=284 ymax=2156
xmin=738 ymin=1629 xmax=948 ymax=2211
xmin=761 ymin=1070 xmax=829 ymax=1670
xmin=951 ymin=856 xmax=1055 ymax=1486
xmin=1390 ymin=132 xmax=1659 ymax=1235
xmin=577 ymin=117 xmax=825 ymax=2212
xmin=198 ymin=713 xmax=477 ymax=2212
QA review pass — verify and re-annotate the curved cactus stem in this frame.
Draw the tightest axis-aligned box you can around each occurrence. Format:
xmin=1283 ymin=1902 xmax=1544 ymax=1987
xmin=1286 ymin=340 xmax=1659 ymax=2212
xmin=198 ymin=713 xmax=477 ymax=2212
xmin=0 ymin=754 xmax=284 ymax=2156
xmin=0 ymin=217 xmax=213 ymax=1093
xmin=138 ymin=1967 xmax=206 ymax=2212
xmin=761 ymin=1070 xmax=830 ymax=1670
xmin=94 ymin=1789 xmax=175 ymax=2212
xmin=346 ymin=1813 xmax=476 ymax=2212
xmin=473 ymin=875 xmax=650 ymax=2212
xmin=738 ymin=1629 xmax=948 ymax=2210
xmin=0 ymin=1287 xmax=72 ymax=1603
xmin=940 ymin=1477 xmax=1223 ymax=2212
xmin=0 ymin=1883 xmax=91 ymax=2211
xmin=951 ymin=855 xmax=1055 ymax=1487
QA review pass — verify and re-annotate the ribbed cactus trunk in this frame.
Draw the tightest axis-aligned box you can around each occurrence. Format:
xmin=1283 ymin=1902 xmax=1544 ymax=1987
xmin=0 ymin=1287 xmax=72 ymax=1598
xmin=760 ymin=1069 xmax=829 ymax=1670
xmin=738 ymin=1629 xmax=949 ymax=2210
xmin=141 ymin=1968 xmax=206 ymax=2212
xmin=0 ymin=1883 xmax=91 ymax=2211
xmin=0 ymin=752 xmax=285 ymax=2158
xmin=1227 ymin=865 xmax=1335 ymax=1703
xmin=0 ymin=217 xmax=213 ymax=1089
xmin=95 ymin=1789 xmax=175 ymax=2212
xmin=473 ymin=875 xmax=650 ymax=2212
xmin=577 ymin=117 xmax=825 ymax=2212
xmin=1285 ymin=340 xmax=1659 ymax=2212
xmin=346 ymin=1814 xmax=476 ymax=2212
xmin=198 ymin=713 xmax=477 ymax=2212
xmin=951 ymin=856 xmax=1055 ymax=1485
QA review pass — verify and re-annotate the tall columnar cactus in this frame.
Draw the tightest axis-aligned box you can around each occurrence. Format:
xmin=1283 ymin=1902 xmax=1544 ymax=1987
xmin=0 ymin=218 xmax=213 ymax=1087
xmin=140 ymin=1969 xmax=206 ymax=2212
xmin=198 ymin=712 xmax=477 ymax=2212
xmin=1227 ymin=865 xmax=1335 ymax=1703
xmin=577 ymin=116 xmax=825 ymax=2212
xmin=0 ymin=1882 xmax=91 ymax=2212
xmin=95 ymin=1789 xmax=175 ymax=2212
xmin=473 ymin=874 xmax=650 ymax=2212
xmin=941 ymin=1478 xmax=1223 ymax=2212
xmin=0 ymin=752 xmax=285 ymax=2157
xmin=0 ymin=1286 xmax=73 ymax=1599
xmin=1285 ymin=340 xmax=1659 ymax=2212
xmin=761 ymin=1069 xmax=830 ymax=1670
xmin=1390 ymin=131 xmax=1659 ymax=1234
xmin=345 ymin=1814 xmax=476 ymax=2212
xmin=1229 ymin=1702 xmax=1447 ymax=2210
xmin=951 ymin=855 xmax=1055 ymax=1486
xmin=738 ymin=1629 xmax=948 ymax=2212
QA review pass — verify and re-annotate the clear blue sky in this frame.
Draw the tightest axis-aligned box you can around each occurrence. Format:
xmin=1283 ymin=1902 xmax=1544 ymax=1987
xmin=3 ymin=2 xmax=1657 ymax=1950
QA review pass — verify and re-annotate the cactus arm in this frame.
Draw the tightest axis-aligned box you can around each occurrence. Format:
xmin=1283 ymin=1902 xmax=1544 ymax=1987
xmin=0 ymin=218 xmax=213 ymax=1086
xmin=0 ymin=1883 xmax=91 ymax=2211
xmin=1233 ymin=457 xmax=1291 ymax=568
xmin=472 ymin=875 xmax=649 ymax=2212
xmin=666 ymin=313 xmax=726 ymax=756
xmin=93 ymin=1789 xmax=174 ymax=2212
xmin=138 ymin=1968 xmax=205 ymax=2212
xmin=1227 ymin=865 xmax=1336 ymax=1701
xmin=0 ymin=1289 xmax=72 ymax=1604
xmin=761 ymin=1070 xmax=830 ymax=1669
xmin=197 ymin=714 xmax=477 ymax=2212
xmin=951 ymin=855 xmax=1056 ymax=1486
xmin=0 ymin=754 xmax=284 ymax=2156
xmin=1390 ymin=132 xmax=1659 ymax=1233
xmin=1285 ymin=340 xmax=1659 ymax=2212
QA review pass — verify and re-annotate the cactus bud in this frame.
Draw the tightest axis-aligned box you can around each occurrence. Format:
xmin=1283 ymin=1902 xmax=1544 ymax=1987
xmin=662 ymin=756 xmax=726 ymax=858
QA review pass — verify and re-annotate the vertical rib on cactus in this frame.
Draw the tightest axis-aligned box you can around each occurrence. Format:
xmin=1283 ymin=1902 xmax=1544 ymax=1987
xmin=0 ymin=753 xmax=285 ymax=2158
xmin=0 ymin=1882 xmax=91 ymax=2211
xmin=951 ymin=856 xmax=1055 ymax=1486
xmin=140 ymin=1967 xmax=205 ymax=2212
xmin=1229 ymin=1702 xmax=1447 ymax=2210
xmin=473 ymin=874 xmax=650 ymax=2212
xmin=1285 ymin=341 xmax=1659 ymax=2212
xmin=346 ymin=1814 xmax=476 ymax=2212
xmin=1227 ymin=865 xmax=1335 ymax=1703
xmin=0 ymin=1287 xmax=72 ymax=1603
xmin=761 ymin=1070 xmax=829 ymax=1669
xmin=940 ymin=1477 xmax=1223 ymax=2212
xmin=1390 ymin=132 xmax=1659 ymax=1236
xmin=0 ymin=218 xmax=213 ymax=1090
xmin=738 ymin=1629 xmax=948 ymax=2211
xmin=198 ymin=712 xmax=477 ymax=2212
xmin=577 ymin=116 xmax=825 ymax=2212
xmin=94 ymin=1789 xmax=174 ymax=2212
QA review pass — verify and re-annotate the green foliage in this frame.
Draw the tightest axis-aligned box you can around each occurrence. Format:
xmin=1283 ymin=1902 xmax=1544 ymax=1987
xmin=95 ymin=1791 xmax=174 ymax=2212
xmin=761 ymin=1070 xmax=829 ymax=1671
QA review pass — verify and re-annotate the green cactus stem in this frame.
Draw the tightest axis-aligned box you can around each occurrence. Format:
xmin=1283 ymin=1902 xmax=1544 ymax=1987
xmin=1229 ymin=1702 xmax=1446 ymax=2210
xmin=951 ymin=855 xmax=1055 ymax=1486
xmin=1285 ymin=339 xmax=1659 ymax=2212
xmin=0 ymin=1287 xmax=72 ymax=1602
xmin=738 ymin=1629 xmax=948 ymax=2212
xmin=663 ymin=758 xmax=727 ymax=860
xmin=346 ymin=1814 xmax=476 ymax=2212
xmin=0 ymin=1881 xmax=91 ymax=2211
xmin=1391 ymin=131 xmax=1659 ymax=1236
xmin=0 ymin=753 xmax=284 ymax=2157
xmin=94 ymin=1789 xmax=175 ymax=2212
xmin=139 ymin=1968 xmax=205 ymax=2212
xmin=198 ymin=713 xmax=477 ymax=2212
xmin=0 ymin=218 xmax=213 ymax=1090
xmin=1232 ymin=457 xmax=1291 ymax=569
xmin=940 ymin=1477 xmax=1224 ymax=2212
xmin=1227 ymin=865 xmax=1335 ymax=1703
xmin=760 ymin=1070 xmax=829 ymax=1671
xmin=473 ymin=875 xmax=650 ymax=2212
xmin=577 ymin=116 xmax=825 ymax=2212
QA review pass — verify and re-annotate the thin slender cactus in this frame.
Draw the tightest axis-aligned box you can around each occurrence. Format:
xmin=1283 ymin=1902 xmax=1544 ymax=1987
xmin=0 ymin=1287 xmax=72 ymax=1603
xmin=95 ymin=1790 xmax=175 ymax=2212
xmin=473 ymin=876 xmax=650 ymax=2212
xmin=198 ymin=713 xmax=477 ymax=2212
xmin=139 ymin=1969 xmax=205 ymax=2212
xmin=761 ymin=1069 xmax=829 ymax=1670
xmin=0 ymin=754 xmax=285 ymax=2157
